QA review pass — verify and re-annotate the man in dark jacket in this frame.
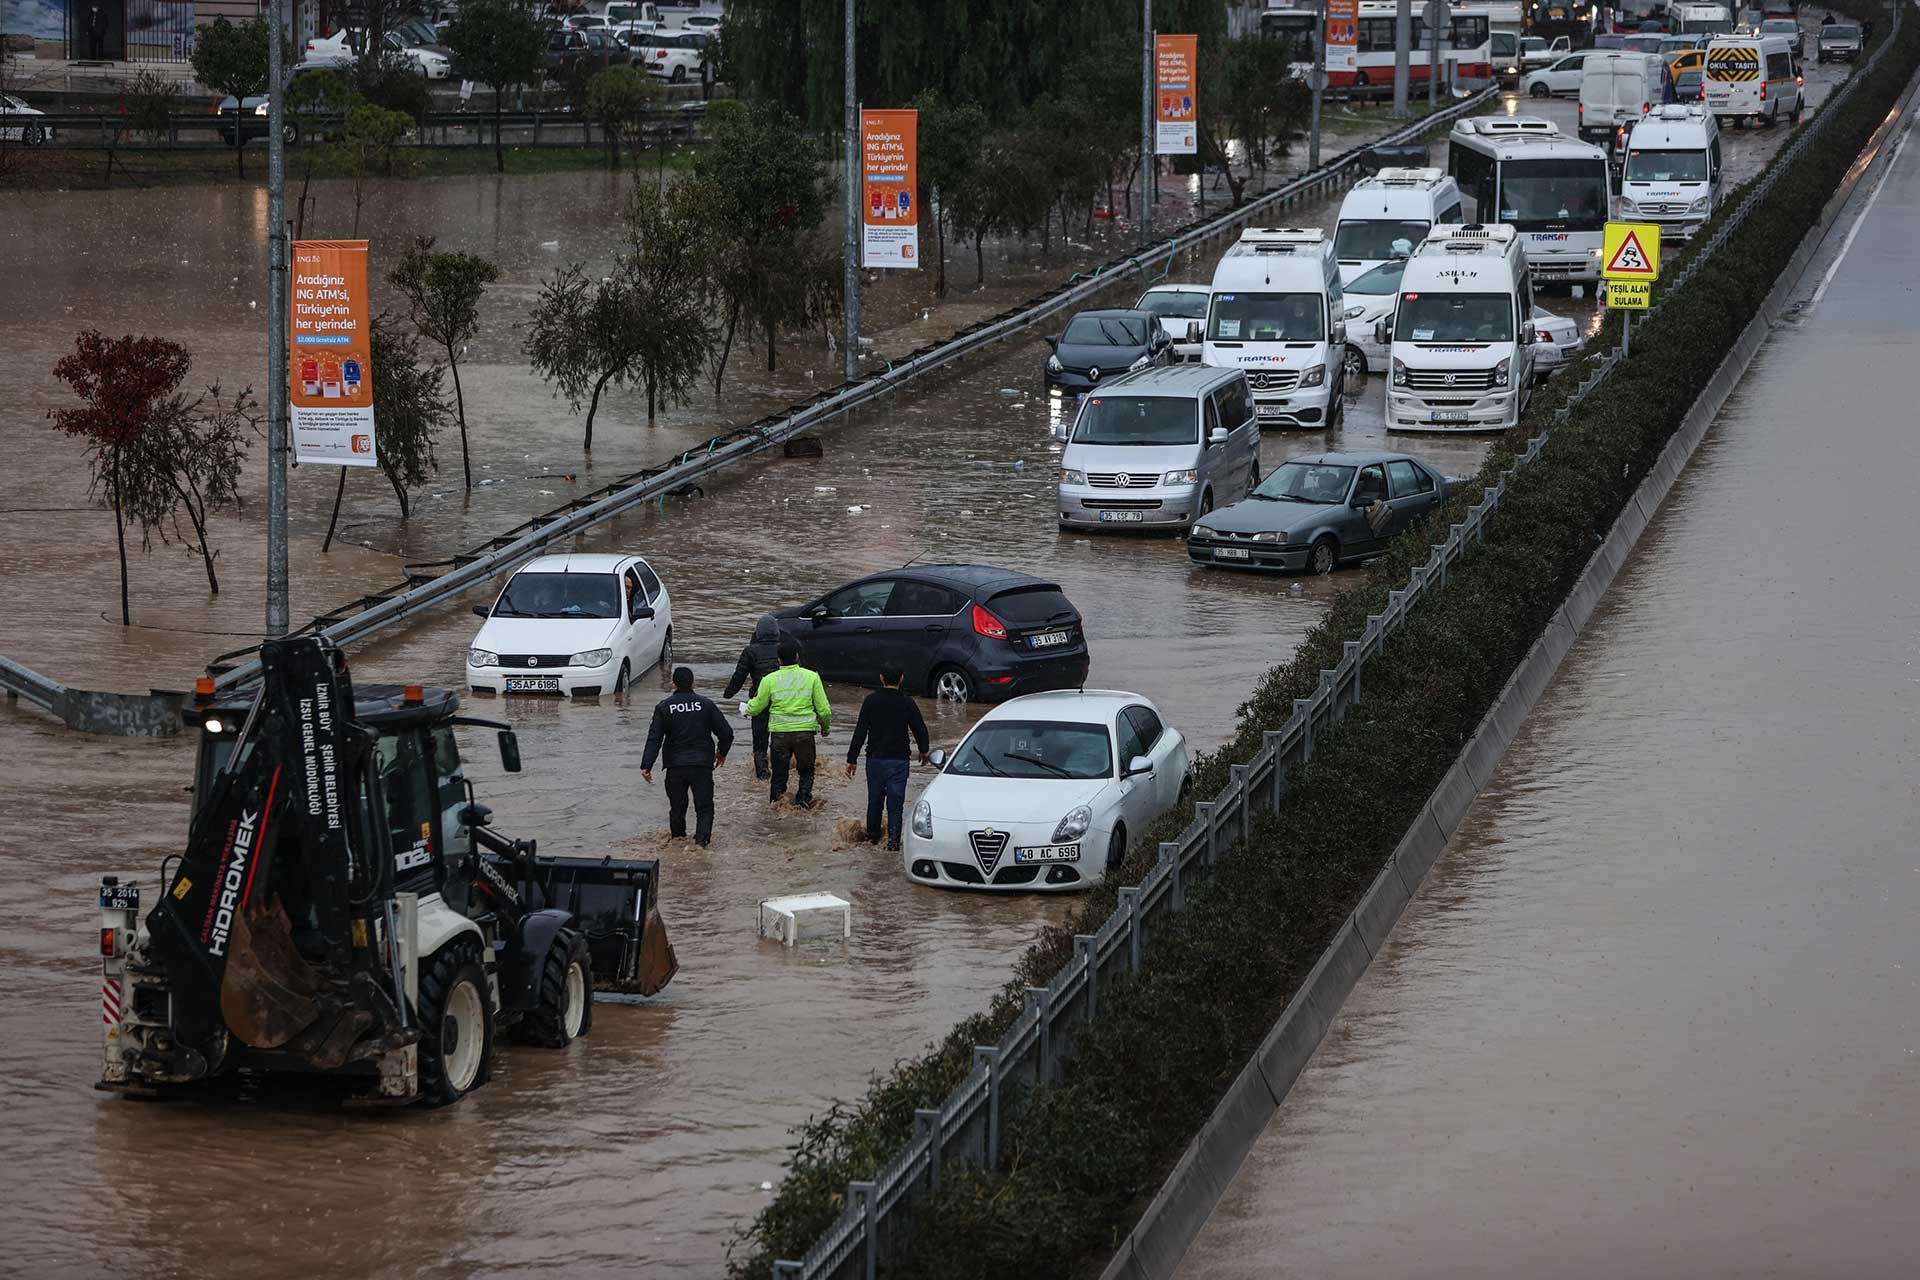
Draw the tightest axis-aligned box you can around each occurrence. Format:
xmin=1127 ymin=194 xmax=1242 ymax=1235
xmin=642 ymin=666 xmax=734 ymax=847
xmin=724 ymin=614 xmax=790 ymax=780
xmin=843 ymin=667 xmax=931 ymax=849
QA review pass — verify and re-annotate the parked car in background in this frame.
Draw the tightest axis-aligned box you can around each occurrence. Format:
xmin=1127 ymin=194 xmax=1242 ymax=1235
xmin=771 ymin=566 xmax=1090 ymax=703
xmin=0 ymin=94 xmax=52 ymax=146
xmin=1057 ymin=365 xmax=1260 ymax=532
xmin=1673 ymin=65 xmax=1705 ymax=99
xmin=681 ymin=12 xmax=722 ymax=33
xmin=1817 ymin=21 xmax=1862 ymax=60
xmin=1188 ymin=451 xmax=1462 ymax=575
xmin=1043 ymin=309 xmax=1173 ymax=394
xmin=545 ymin=26 xmax=625 ymax=77
xmin=635 ymin=31 xmax=713 ymax=82
xmin=904 ymin=690 xmax=1190 ymax=892
xmin=467 ymin=553 xmax=673 ymax=697
xmin=1736 ymin=7 xmax=1766 ymax=33
xmin=1133 ymin=284 xmax=1212 ymax=361
xmin=1759 ymin=16 xmax=1804 ymax=55
xmin=1528 ymin=306 xmax=1585 ymax=372
xmin=1337 ymin=256 xmax=1407 ymax=380
xmin=216 ymin=62 xmax=346 ymax=145
xmin=1521 ymin=34 xmax=1571 ymax=69
xmin=1523 ymin=51 xmax=1589 ymax=96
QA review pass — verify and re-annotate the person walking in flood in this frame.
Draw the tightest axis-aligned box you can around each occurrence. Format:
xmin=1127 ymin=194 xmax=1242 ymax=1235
xmin=641 ymin=666 xmax=733 ymax=847
xmin=723 ymin=614 xmax=789 ymax=780
xmin=746 ymin=640 xmax=830 ymax=809
xmin=843 ymin=667 xmax=930 ymax=850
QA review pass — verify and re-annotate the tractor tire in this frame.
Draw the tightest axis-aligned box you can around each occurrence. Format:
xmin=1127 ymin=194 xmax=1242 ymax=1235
xmin=418 ymin=941 xmax=493 ymax=1106
xmin=518 ymin=928 xmax=594 ymax=1048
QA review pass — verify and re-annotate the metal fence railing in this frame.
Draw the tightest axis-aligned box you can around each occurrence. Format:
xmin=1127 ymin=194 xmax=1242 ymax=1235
xmin=21 ymin=103 xmax=711 ymax=152
xmin=770 ymin=13 xmax=1906 ymax=1277
xmin=209 ymin=87 xmax=1498 ymax=692
xmin=0 ymin=653 xmax=185 ymax=735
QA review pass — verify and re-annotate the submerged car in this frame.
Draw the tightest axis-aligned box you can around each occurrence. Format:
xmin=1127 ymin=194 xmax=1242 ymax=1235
xmin=1044 ymin=308 xmax=1174 ymax=394
xmin=1338 ymin=256 xmax=1408 ymax=380
xmin=773 ymin=565 xmax=1089 ymax=703
xmin=904 ymin=690 xmax=1190 ymax=892
xmin=1530 ymin=306 xmax=1586 ymax=372
xmin=1188 ymin=451 xmax=1462 ymax=574
xmin=1134 ymin=284 xmax=1213 ymax=362
xmin=467 ymin=553 xmax=673 ymax=697
xmin=1817 ymin=21 xmax=1862 ymax=60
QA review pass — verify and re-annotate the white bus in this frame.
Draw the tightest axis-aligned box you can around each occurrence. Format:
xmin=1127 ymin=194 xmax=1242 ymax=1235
xmin=1670 ymin=3 xmax=1736 ymax=35
xmin=1447 ymin=116 xmax=1612 ymax=285
xmin=1260 ymin=0 xmax=1494 ymax=88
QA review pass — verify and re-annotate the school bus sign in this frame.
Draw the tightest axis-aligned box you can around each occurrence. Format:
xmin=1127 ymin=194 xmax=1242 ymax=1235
xmin=1603 ymin=221 xmax=1660 ymax=310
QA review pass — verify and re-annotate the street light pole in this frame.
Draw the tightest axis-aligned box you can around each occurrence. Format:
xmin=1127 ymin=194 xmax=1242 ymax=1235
xmin=842 ymin=0 xmax=859 ymax=383
xmin=1310 ymin=0 xmax=1325 ymax=169
xmin=266 ymin=0 xmax=289 ymax=637
xmin=1394 ymin=0 xmax=1412 ymax=118
xmin=1429 ymin=1 xmax=1441 ymax=110
xmin=1140 ymin=0 xmax=1153 ymax=241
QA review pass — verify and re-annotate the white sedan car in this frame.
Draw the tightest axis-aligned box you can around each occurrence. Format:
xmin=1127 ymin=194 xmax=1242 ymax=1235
xmin=1522 ymin=51 xmax=1589 ymax=98
xmin=681 ymin=13 xmax=721 ymax=34
xmin=1 ymin=94 xmax=53 ymax=146
xmin=904 ymin=690 xmax=1190 ymax=892
xmin=467 ymin=553 xmax=672 ymax=698
xmin=1134 ymin=284 xmax=1212 ymax=362
xmin=1337 ymin=256 xmax=1407 ymax=381
xmin=1530 ymin=305 xmax=1585 ymax=373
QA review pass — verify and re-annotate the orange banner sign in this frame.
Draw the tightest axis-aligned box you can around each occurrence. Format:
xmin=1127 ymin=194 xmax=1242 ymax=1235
xmin=1326 ymin=0 xmax=1359 ymax=75
xmin=860 ymin=109 xmax=919 ymax=269
xmin=289 ymin=240 xmax=377 ymax=467
xmin=1155 ymin=34 xmax=1197 ymax=155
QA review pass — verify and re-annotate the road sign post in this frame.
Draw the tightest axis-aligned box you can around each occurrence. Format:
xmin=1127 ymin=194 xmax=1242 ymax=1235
xmin=1601 ymin=220 xmax=1660 ymax=358
xmin=1422 ymin=0 xmax=1448 ymax=108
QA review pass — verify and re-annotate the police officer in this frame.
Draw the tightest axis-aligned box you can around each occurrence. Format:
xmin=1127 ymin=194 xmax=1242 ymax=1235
xmin=641 ymin=666 xmax=734 ymax=847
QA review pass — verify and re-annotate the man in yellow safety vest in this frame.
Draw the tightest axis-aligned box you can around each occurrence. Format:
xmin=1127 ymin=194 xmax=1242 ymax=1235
xmin=745 ymin=640 xmax=831 ymax=808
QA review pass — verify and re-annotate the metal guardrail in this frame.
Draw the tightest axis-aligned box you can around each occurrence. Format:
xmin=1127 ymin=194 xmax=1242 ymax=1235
xmin=1 ymin=654 xmax=185 ymax=735
xmin=0 ymin=655 xmax=64 ymax=715
xmin=770 ymin=17 xmax=1906 ymax=1277
xmin=21 ymin=101 xmax=710 ymax=150
xmin=208 ymin=87 xmax=1496 ymax=692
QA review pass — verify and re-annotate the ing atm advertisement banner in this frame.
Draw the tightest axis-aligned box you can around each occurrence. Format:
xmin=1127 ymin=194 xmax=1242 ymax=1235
xmin=290 ymin=240 xmax=378 ymax=467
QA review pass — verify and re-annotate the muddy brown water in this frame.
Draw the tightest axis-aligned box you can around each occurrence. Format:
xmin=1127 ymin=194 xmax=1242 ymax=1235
xmin=0 ymin=74 xmax=1845 ymax=1277
xmin=1176 ymin=77 xmax=1916 ymax=1280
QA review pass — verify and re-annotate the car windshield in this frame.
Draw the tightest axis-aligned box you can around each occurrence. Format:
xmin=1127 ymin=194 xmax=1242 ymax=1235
xmin=1334 ymin=219 xmax=1429 ymax=261
xmin=1062 ymin=314 xmax=1149 ymax=346
xmin=946 ymin=720 xmax=1112 ymax=780
xmin=1137 ymin=289 xmax=1210 ymax=319
xmin=1207 ymin=292 xmax=1325 ymax=342
xmin=1071 ymin=396 xmax=1197 ymax=445
xmin=1346 ymin=260 xmax=1406 ymax=296
xmin=1497 ymin=158 xmax=1611 ymax=231
xmin=1522 ymin=37 xmax=1548 ymax=51
xmin=1252 ymin=461 xmax=1355 ymax=503
xmin=1394 ymin=292 xmax=1515 ymax=342
xmin=1626 ymin=147 xmax=1709 ymax=180
xmin=492 ymin=572 xmax=620 ymax=619
xmin=1823 ymin=23 xmax=1858 ymax=36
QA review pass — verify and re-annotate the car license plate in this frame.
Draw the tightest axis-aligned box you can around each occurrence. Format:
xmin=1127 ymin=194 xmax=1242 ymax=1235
xmin=1029 ymin=630 xmax=1072 ymax=649
xmin=99 ymin=882 xmax=140 ymax=911
xmin=1429 ymin=410 xmax=1470 ymax=423
xmin=505 ymin=675 xmax=561 ymax=692
xmin=1014 ymin=842 xmax=1081 ymax=864
xmin=1214 ymin=546 xmax=1250 ymax=560
xmin=1254 ymin=404 xmax=1286 ymax=418
xmin=1097 ymin=510 xmax=1146 ymax=523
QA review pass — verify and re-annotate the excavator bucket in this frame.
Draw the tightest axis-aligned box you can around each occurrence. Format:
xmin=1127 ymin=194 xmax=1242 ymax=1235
xmin=219 ymin=898 xmax=325 ymax=1050
xmin=520 ymin=854 xmax=675 ymax=997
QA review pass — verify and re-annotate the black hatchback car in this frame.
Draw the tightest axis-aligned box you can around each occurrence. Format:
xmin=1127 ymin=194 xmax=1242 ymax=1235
xmin=772 ymin=565 xmax=1090 ymax=702
xmin=1044 ymin=309 xmax=1174 ymax=394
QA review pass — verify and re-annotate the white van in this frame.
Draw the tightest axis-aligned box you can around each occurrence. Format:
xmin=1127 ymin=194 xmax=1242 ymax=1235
xmin=1333 ymin=167 xmax=1464 ymax=285
xmin=1703 ymin=34 xmax=1803 ymax=125
xmin=1620 ymin=105 xmax=1722 ymax=238
xmin=1057 ymin=365 xmax=1261 ymax=531
xmin=1579 ymin=51 xmax=1665 ymax=157
xmin=1203 ymin=227 xmax=1347 ymax=429
xmin=1379 ymin=224 xmax=1537 ymax=433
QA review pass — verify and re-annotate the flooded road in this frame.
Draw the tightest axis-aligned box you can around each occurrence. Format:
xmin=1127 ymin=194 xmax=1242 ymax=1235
xmin=1175 ymin=87 xmax=1920 ymax=1280
xmin=0 ymin=53 xmax=1854 ymax=1278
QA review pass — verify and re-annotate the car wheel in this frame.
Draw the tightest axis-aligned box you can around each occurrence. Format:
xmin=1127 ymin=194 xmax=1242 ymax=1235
xmin=24 ymin=123 xmax=48 ymax=146
xmin=1310 ymin=536 xmax=1338 ymax=576
xmin=1529 ymin=81 xmax=1550 ymax=97
xmin=1343 ymin=343 xmax=1367 ymax=384
xmin=614 ymin=659 xmax=630 ymax=693
xmin=284 ymin=121 xmax=300 ymax=147
xmin=1198 ymin=489 xmax=1214 ymax=518
xmin=671 ymin=65 xmax=686 ymax=83
xmin=930 ymin=665 xmax=974 ymax=702
xmin=1178 ymin=774 xmax=1194 ymax=807
xmin=1106 ymin=825 xmax=1127 ymax=870
xmin=657 ymin=626 xmax=673 ymax=672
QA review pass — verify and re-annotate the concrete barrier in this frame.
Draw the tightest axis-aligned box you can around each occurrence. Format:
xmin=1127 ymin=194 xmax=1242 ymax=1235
xmin=1100 ymin=66 xmax=1920 ymax=1280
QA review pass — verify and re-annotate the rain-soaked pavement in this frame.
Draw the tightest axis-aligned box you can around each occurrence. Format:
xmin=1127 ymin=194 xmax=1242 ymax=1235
xmin=1175 ymin=83 xmax=1920 ymax=1280
xmin=0 ymin=51 xmax=1853 ymax=1278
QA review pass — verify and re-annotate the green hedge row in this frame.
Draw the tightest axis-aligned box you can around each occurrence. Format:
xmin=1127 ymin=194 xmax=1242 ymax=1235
xmin=732 ymin=12 xmax=1918 ymax=1275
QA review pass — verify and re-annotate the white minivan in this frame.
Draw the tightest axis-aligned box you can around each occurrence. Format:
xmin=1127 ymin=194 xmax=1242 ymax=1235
xmin=1379 ymin=224 xmax=1537 ymax=433
xmin=1333 ymin=166 xmax=1463 ymax=285
xmin=1578 ymin=51 xmax=1666 ymax=158
xmin=1620 ymin=105 xmax=1722 ymax=238
xmin=1203 ymin=227 xmax=1347 ymax=429
xmin=1704 ymin=34 xmax=1803 ymax=126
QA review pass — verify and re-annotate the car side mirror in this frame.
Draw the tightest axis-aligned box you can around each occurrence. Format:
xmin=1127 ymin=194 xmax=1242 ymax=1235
xmin=471 ymin=604 xmax=489 ymax=618
xmin=1208 ymin=426 xmax=1229 ymax=446
xmin=631 ymin=604 xmax=654 ymax=621
xmin=809 ymin=605 xmax=830 ymax=625
xmin=498 ymin=730 xmax=522 ymax=773
xmin=1186 ymin=321 xmax=1203 ymax=343
xmin=1374 ymin=317 xmax=1390 ymax=346
xmin=1124 ymin=754 xmax=1154 ymax=778
xmin=928 ymin=748 xmax=946 ymax=767
xmin=1044 ymin=334 xmax=1059 ymax=350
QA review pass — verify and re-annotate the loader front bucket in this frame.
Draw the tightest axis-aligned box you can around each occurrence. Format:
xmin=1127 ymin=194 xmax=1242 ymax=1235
xmin=220 ymin=898 xmax=326 ymax=1049
xmin=519 ymin=855 xmax=675 ymax=996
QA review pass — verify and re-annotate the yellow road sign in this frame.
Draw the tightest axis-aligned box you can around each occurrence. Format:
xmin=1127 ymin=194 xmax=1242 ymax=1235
xmin=1607 ymin=279 xmax=1652 ymax=309
xmin=1603 ymin=222 xmax=1661 ymax=280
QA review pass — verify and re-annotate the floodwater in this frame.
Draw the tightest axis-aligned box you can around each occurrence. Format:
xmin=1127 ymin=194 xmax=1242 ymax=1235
xmin=0 ymin=62 xmax=1848 ymax=1278
xmin=1175 ymin=85 xmax=1920 ymax=1280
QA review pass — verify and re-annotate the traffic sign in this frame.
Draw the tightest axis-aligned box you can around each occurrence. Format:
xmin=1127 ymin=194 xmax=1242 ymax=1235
xmin=1602 ymin=222 xmax=1661 ymax=280
xmin=1422 ymin=0 xmax=1451 ymax=30
xmin=1606 ymin=279 xmax=1651 ymax=310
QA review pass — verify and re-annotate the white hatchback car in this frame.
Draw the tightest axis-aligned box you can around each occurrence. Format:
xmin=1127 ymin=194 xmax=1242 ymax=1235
xmin=904 ymin=690 xmax=1190 ymax=892
xmin=637 ymin=31 xmax=712 ymax=82
xmin=467 ymin=553 xmax=672 ymax=698
xmin=1134 ymin=284 xmax=1213 ymax=362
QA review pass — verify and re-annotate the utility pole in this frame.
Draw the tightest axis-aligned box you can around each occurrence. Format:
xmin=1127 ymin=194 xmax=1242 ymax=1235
xmin=1310 ymin=0 xmax=1325 ymax=169
xmin=1140 ymin=0 xmax=1153 ymax=241
xmin=842 ymin=0 xmax=859 ymax=383
xmin=1394 ymin=0 xmax=1412 ymax=118
xmin=266 ymin=0 xmax=288 ymax=637
xmin=1428 ymin=0 xmax=1441 ymax=110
